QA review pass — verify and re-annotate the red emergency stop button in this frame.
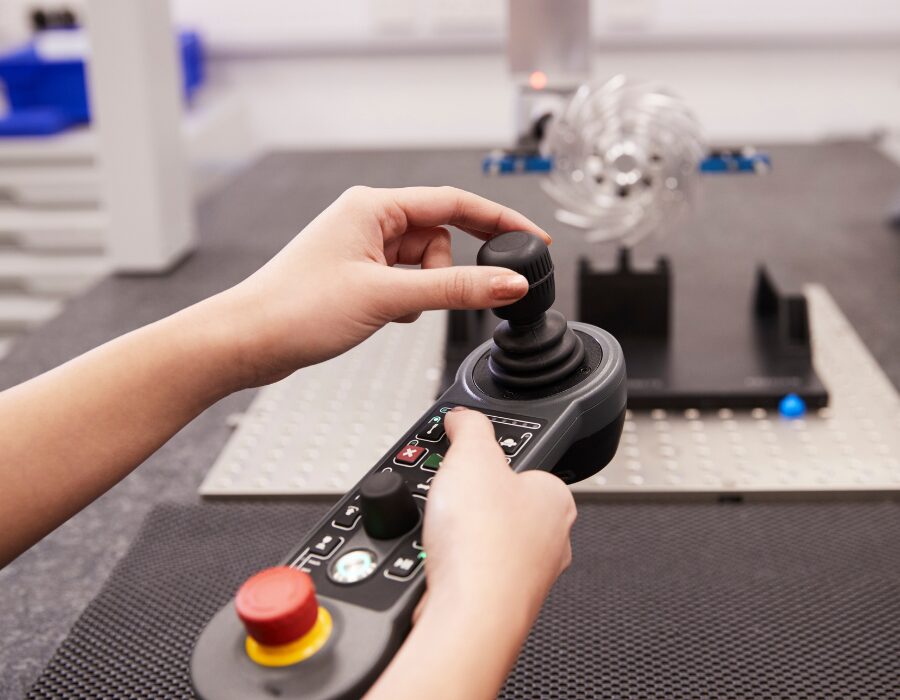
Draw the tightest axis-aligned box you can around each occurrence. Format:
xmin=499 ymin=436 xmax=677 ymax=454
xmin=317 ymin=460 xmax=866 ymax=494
xmin=236 ymin=566 xmax=318 ymax=646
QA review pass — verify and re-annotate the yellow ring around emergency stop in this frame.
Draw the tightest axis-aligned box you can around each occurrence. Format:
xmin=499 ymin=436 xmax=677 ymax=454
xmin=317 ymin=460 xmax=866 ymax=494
xmin=245 ymin=606 xmax=333 ymax=667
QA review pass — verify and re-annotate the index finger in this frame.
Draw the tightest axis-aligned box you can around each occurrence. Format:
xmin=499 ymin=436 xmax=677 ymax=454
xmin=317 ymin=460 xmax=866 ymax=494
xmin=443 ymin=407 xmax=507 ymax=469
xmin=380 ymin=186 xmax=552 ymax=245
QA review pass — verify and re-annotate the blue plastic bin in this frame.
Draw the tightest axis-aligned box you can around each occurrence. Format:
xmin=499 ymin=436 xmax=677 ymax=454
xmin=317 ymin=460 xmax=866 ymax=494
xmin=0 ymin=29 xmax=205 ymax=137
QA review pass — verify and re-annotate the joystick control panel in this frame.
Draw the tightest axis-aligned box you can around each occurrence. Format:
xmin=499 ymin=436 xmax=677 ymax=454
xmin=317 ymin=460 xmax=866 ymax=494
xmin=192 ymin=231 xmax=627 ymax=700
xmin=279 ymin=404 xmax=545 ymax=613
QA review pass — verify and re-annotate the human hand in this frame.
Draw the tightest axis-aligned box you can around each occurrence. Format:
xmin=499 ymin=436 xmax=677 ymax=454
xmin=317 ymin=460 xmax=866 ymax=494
xmin=365 ymin=407 xmax=576 ymax=700
xmin=419 ymin=407 xmax=576 ymax=629
xmin=215 ymin=186 xmax=550 ymax=388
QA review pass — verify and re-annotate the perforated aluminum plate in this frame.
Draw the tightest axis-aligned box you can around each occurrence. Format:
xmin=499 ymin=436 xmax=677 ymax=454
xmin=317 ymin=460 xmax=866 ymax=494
xmin=200 ymin=310 xmax=447 ymax=495
xmin=200 ymin=286 xmax=900 ymax=496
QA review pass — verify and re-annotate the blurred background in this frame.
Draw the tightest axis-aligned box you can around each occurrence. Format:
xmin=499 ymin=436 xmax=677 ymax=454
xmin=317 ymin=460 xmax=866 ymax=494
xmin=0 ymin=0 xmax=898 ymax=352
xmin=3 ymin=0 xmax=899 ymax=148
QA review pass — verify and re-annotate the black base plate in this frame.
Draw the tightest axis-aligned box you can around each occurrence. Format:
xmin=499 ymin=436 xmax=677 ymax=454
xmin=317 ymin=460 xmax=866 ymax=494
xmin=611 ymin=337 xmax=827 ymax=410
xmin=445 ymin=256 xmax=828 ymax=411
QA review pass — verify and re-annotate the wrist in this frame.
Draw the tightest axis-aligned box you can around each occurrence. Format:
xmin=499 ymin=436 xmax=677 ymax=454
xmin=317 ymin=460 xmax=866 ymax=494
xmin=172 ymin=290 xmax=261 ymax=396
xmin=428 ymin=562 xmax=552 ymax=628
xmin=425 ymin=579 xmax=540 ymax=646
xmin=369 ymin=586 xmax=534 ymax=700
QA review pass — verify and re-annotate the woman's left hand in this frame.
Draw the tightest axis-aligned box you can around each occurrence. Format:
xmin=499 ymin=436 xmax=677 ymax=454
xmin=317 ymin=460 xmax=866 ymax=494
xmin=218 ymin=185 xmax=550 ymax=388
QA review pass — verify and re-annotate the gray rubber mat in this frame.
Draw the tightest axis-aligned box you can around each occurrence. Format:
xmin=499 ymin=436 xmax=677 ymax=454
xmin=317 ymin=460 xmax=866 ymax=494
xmin=27 ymin=500 xmax=900 ymax=699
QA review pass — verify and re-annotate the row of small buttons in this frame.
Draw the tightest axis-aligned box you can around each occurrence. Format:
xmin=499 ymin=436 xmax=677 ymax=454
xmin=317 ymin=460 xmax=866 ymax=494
xmin=304 ymin=490 xmax=427 ymax=585
xmin=393 ymin=443 xmax=443 ymax=470
xmin=323 ymin=539 xmax=426 ymax=585
xmin=394 ymin=409 xmax=534 ymax=466
xmin=294 ymin=529 xmax=424 ymax=585
xmin=386 ymin=422 xmax=441 ymax=503
xmin=289 ymin=492 xmax=366 ymax=569
xmin=293 ymin=407 xmax=541 ymax=593
xmin=290 ymin=495 xmax=365 ymax=575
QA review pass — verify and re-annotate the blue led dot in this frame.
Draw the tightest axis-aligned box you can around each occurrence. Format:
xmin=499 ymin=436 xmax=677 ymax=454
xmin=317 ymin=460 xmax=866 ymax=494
xmin=778 ymin=393 xmax=806 ymax=419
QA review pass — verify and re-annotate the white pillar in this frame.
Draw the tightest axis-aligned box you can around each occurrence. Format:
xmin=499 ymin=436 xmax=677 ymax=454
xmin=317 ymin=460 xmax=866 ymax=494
xmin=83 ymin=0 xmax=195 ymax=272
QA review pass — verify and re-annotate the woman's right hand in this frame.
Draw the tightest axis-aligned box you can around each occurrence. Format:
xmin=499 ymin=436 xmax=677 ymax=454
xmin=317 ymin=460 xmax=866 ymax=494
xmin=365 ymin=407 xmax=576 ymax=700
xmin=420 ymin=407 xmax=577 ymax=621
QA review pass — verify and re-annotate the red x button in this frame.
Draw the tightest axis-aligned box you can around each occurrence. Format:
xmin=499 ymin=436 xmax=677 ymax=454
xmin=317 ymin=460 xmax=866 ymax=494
xmin=394 ymin=444 xmax=427 ymax=466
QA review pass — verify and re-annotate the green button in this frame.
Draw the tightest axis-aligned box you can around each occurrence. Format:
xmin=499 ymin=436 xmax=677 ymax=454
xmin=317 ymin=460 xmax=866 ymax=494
xmin=423 ymin=453 xmax=443 ymax=470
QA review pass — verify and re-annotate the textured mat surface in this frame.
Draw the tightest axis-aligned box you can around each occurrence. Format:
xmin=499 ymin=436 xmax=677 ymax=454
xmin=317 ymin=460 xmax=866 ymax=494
xmin=27 ymin=500 xmax=900 ymax=699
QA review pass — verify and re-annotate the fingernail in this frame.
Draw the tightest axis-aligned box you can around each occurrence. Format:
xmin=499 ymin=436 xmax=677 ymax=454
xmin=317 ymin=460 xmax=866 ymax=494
xmin=490 ymin=273 xmax=528 ymax=300
xmin=450 ymin=406 xmax=468 ymax=412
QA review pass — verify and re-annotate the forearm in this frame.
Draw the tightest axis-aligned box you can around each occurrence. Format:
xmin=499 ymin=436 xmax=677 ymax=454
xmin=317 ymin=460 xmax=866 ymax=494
xmin=0 ymin=292 xmax=250 ymax=566
xmin=365 ymin=587 xmax=538 ymax=700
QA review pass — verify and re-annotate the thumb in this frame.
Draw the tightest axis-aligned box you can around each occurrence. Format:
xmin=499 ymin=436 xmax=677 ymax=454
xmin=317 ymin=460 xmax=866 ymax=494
xmin=376 ymin=265 xmax=528 ymax=317
xmin=443 ymin=407 xmax=506 ymax=470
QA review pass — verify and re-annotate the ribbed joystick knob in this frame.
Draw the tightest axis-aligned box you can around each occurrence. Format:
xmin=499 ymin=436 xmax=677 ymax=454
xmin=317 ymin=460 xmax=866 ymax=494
xmin=477 ymin=231 xmax=585 ymax=390
xmin=360 ymin=471 xmax=420 ymax=540
xmin=476 ymin=231 xmax=555 ymax=324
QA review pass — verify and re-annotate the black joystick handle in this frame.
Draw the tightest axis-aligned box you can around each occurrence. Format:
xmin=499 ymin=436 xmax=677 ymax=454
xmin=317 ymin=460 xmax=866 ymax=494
xmin=477 ymin=232 xmax=585 ymax=390
xmin=476 ymin=231 xmax=555 ymax=324
xmin=359 ymin=471 xmax=420 ymax=539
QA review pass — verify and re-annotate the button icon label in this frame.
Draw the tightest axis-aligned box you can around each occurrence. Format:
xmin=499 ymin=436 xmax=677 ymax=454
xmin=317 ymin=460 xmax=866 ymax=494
xmin=416 ymin=416 xmax=446 ymax=442
xmin=333 ymin=503 xmax=361 ymax=529
xmin=498 ymin=431 xmax=532 ymax=457
xmin=309 ymin=533 xmax=341 ymax=558
xmin=385 ymin=546 xmax=425 ymax=579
